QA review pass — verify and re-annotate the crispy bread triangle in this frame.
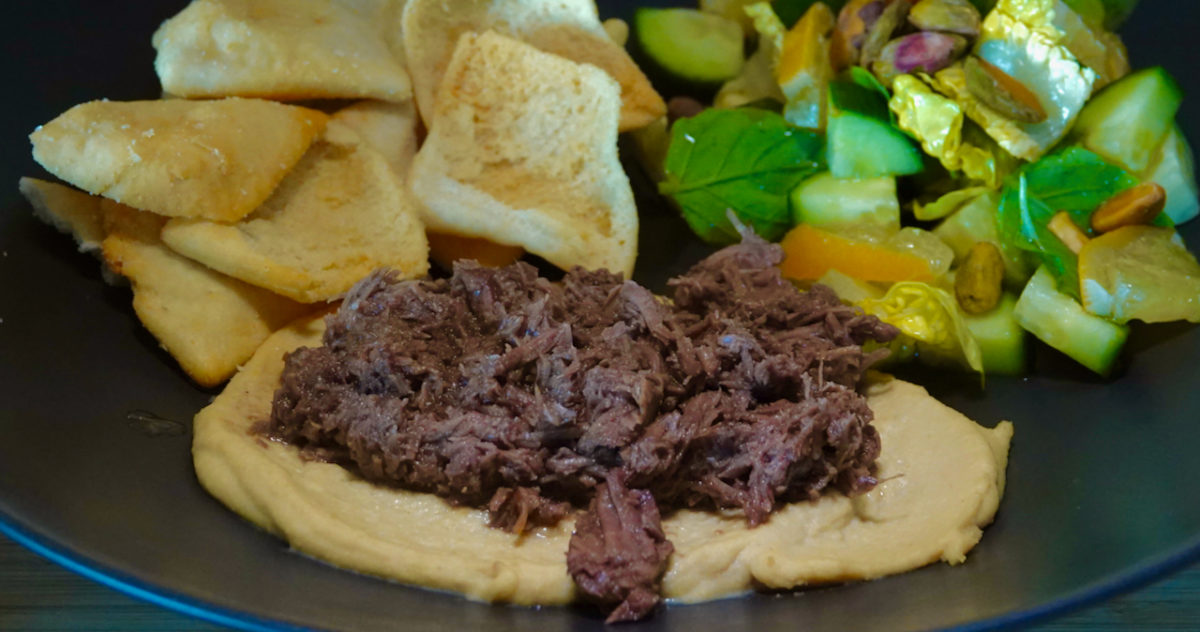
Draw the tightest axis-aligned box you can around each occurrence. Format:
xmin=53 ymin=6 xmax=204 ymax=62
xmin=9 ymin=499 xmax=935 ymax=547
xmin=409 ymin=31 xmax=638 ymax=277
xmin=160 ymin=126 xmax=429 ymax=303
xmin=153 ymin=0 xmax=411 ymax=102
xmin=100 ymin=205 xmax=312 ymax=387
xmin=402 ymin=0 xmax=664 ymax=131
xmin=30 ymin=98 xmax=326 ymax=222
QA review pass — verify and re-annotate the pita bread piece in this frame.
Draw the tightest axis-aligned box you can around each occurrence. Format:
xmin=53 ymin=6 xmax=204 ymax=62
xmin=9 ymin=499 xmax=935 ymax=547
xmin=324 ymin=102 xmax=525 ymax=269
xmin=19 ymin=177 xmax=107 ymax=254
xmin=153 ymin=0 xmax=411 ymax=102
xmin=401 ymin=0 xmax=664 ymax=131
xmin=410 ymin=31 xmax=638 ymax=278
xmin=30 ymin=98 xmax=326 ymax=223
xmin=327 ymin=100 xmax=419 ymax=180
xmin=100 ymin=205 xmax=312 ymax=388
xmin=161 ymin=130 xmax=429 ymax=304
xmin=331 ymin=0 xmax=408 ymax=64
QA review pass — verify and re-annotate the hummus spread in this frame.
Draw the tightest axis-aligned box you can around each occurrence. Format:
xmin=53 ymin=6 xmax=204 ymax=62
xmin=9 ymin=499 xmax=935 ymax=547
xmin=193 ymin=313 xmax=1012 ymax=607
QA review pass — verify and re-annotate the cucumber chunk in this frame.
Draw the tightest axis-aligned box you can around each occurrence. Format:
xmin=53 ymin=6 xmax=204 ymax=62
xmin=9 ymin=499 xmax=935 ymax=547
xmin=826 ymin=81 xmax=923 ymax=178
xmin=789 ymin=172 xmax=899 ymax=231
xmin=1142 ymin=125 xmax=1199 ymax=225
xmin=1071 ymin=66 xmax=1183 ymax=173
xmin=827 ymin=113 xmax=925 ymax=178
xmin=963 ymin=293 xmax=1027 ymax=376
xmin=635 ymin=9 xmax=745 ymax=85
xmin=1014 ymin=266 xmax=1128 ymax=376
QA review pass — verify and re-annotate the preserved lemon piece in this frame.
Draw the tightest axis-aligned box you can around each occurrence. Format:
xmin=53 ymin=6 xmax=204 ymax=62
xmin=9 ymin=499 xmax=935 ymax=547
xmin=778 ymin=2 xmax=835 ymax=130
xmin=1078 ymin=225 xmax=1200 ymax=324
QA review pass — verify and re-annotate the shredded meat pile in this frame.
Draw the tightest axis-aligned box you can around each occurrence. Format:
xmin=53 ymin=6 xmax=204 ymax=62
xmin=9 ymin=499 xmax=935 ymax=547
xmin=269 ymin=236 xmax=898 ymax=621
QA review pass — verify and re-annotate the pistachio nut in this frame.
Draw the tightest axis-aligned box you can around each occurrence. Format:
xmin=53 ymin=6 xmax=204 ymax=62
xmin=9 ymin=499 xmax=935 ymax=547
xmin=908 ymin=0 xmax=982 ymax=38
xmin=831 ymin=0 xmax=887 ymax=69
xmin=955 ymin=241 xmax=1005 ymax=314
xmin=963 ymin=55 xmax=1048 ymax=124
xmin=667 ymin=95 xmax=706 ymax=123
xmin=1090 ymin=183 xmax=1167 ymax=234
xmin=872 ymin=32 xmax=969 ymax=86
xmin=860 ymin=0 xmax=913 ymax=66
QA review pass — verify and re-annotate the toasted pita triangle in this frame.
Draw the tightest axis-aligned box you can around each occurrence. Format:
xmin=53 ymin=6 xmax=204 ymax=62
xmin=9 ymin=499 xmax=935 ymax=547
xmin=30 ymin=98 xmax=326 ymax=222
xmin=401 ymin=0 xmax=664 ymax=132
xmin=153 ymin=0 xmax=411 ymax=102
xmin=99 ymin=204 xmax=312 ymax=387
xmin=19 ymin=177 xmax=107 ymax=255
xmin=410 ymin=31 xmax=637 ymax=277
xmin=160 ymin=127 xmax=429 ymax=303
xmin=326 ymin=100 xmax=419 ymax=181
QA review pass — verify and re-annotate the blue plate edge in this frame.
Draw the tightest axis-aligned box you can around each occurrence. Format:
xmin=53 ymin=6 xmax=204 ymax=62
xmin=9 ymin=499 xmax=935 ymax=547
xmin=4 ymin=502 xmax=1199 ymax=632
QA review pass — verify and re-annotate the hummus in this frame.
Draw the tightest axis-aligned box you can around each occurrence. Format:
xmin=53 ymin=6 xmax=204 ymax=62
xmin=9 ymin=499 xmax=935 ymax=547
xmin=193 ymin=313 xmax=1012 ymax=607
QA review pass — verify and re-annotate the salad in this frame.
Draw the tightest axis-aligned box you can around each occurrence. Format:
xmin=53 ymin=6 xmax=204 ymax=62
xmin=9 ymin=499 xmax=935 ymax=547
xmin=630 ymin=0 xmax=1199 ymax=378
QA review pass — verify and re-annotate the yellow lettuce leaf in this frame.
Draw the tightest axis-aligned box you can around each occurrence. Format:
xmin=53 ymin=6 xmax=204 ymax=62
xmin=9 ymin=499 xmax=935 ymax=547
xmin=860 ymin=282 xmax=985 ymax=375
xmin=889 ymin=74 xmax=1003 ymax=186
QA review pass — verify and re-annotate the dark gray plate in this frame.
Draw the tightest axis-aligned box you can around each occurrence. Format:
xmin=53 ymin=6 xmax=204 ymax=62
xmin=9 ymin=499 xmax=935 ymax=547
xmin=2 ymin=2 xmax=1198 ymax=631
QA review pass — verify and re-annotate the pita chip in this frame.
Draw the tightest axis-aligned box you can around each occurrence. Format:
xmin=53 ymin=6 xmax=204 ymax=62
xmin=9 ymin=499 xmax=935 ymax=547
xmin=19 ymin=177 xmax=107 ymax=254
xmin=326 ymin=100 xmax=419 ymax=181
xmin=153 ymin=0 xmax=411 ymax=102
xmin=410 ymin=31 xmax=638 ymax=277
xmin=100 ymin=205 xmax=312 ymax=387
xmin=160 ymin=127 xmax=429 ymax=304
xmin=30 ymin=98 xmax=326 ymax=222
xmin=402 ymin=0 xmax=664 ymax=131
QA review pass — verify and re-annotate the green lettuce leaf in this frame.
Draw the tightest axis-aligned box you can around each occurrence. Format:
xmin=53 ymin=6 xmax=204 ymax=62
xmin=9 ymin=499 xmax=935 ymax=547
xmin=660 ymin=108 xmax=824 ymax=244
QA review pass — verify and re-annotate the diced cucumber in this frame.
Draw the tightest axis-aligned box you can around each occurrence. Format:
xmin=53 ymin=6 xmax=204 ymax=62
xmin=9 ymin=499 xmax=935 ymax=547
xmin=1142 ymin=125 xmax=1199 ymax=225
xmin=1071 ymin=67 xmax=1183 ymax=173
xmin=827 ymin=114 xmax=924 ymax=178
xmin=826 ymin=80 xmax=923 ymax=179
xmin=1014 ymin=266 xmax=1128 ymax=376
xmin=963 ymin=293 xmax=1028 ymax=376
xmin=789 ymin=172 xmax=899 ymax=231
xmin=932 ymin=191 xmax=1035 ymax=288
xmin=634 ymin=9 xmax=745 ymax=86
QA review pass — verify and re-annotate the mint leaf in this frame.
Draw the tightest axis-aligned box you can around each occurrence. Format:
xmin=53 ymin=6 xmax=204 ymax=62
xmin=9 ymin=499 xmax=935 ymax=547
xmin=1020 ymin=147 xmax=1139 ymax=217
xmin=661 ymin=108 xmax=824 ymax=245
xmin=997 ymin=147 xmax=1139 ymax=296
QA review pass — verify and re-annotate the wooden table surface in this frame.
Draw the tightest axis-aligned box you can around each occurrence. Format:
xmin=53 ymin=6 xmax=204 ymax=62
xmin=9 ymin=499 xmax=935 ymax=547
xmin=1 ymin=534 xmax=1196 ymax=631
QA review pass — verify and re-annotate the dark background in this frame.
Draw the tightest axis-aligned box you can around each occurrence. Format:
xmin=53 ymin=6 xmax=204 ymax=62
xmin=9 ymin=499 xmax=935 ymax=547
xmin=2 ymin=1 xmax=1199 ymax=631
